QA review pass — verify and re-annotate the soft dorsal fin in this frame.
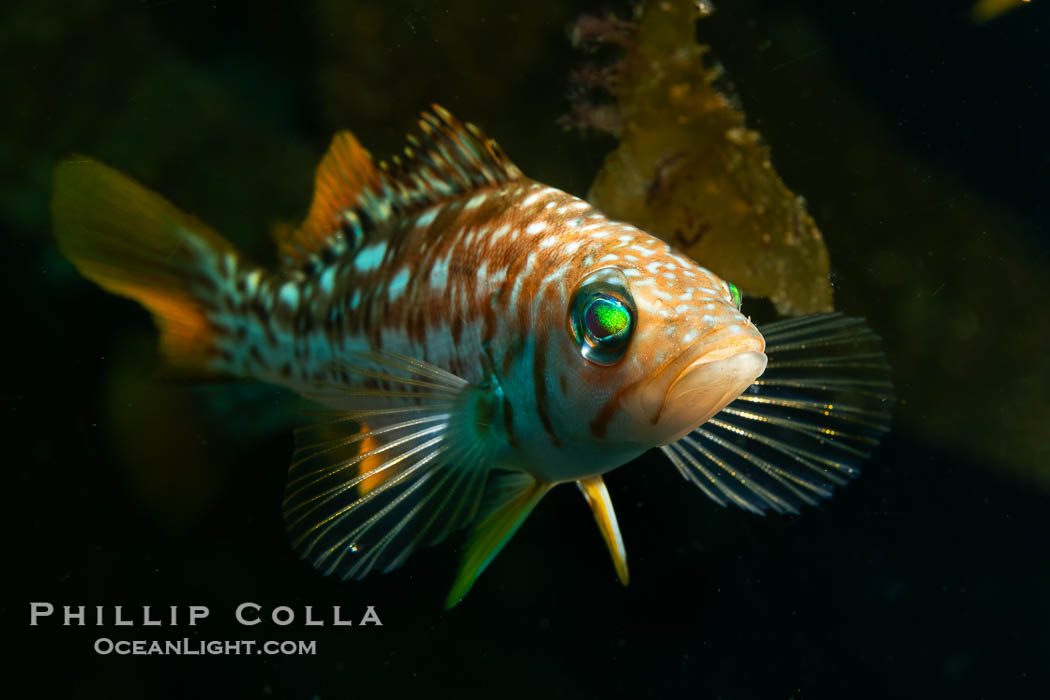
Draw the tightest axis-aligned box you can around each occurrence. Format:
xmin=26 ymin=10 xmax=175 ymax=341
xmin=278 ymin=104 xmax=525 ymax=270
xmin=277 ymin=131 xmax=381 ymax=269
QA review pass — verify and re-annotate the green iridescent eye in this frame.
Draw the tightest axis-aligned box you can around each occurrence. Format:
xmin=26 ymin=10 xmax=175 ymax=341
xmin=728 ymin=282 xmax=743 ymax=310
xmin=585 ymin=295 xmax=631 ymax=340
xmin=570 ymin=269 xmax=636 ymax=366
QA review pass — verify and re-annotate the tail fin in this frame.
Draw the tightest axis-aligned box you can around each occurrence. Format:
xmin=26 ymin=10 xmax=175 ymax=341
xmin=52 ymin=157 xmax=238 ymax=372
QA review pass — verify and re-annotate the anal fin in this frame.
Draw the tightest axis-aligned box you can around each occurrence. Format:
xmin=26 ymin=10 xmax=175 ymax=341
xmin=445 ymin=473 xmax=550 ymax=609
xmin=577 ymin=475 xmax=629 ymax=586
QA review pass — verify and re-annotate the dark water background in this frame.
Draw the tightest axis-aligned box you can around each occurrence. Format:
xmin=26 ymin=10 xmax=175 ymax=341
xmin=6 ymin=0 xmax=1049 ymax=698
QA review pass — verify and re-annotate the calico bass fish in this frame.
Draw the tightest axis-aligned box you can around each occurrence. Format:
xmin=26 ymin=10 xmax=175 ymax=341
xmin=52 ymin=106 xmax=892 ymax=607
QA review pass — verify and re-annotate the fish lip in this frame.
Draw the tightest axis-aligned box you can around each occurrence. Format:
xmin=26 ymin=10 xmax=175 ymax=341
xmin=616 ymin=329 xmax=765 ymax=445
xmin=663 ymin=349 xmax=745 ymax=410
xmin=649 ymin=350 xmax=767 ymax=442
xmin=664 ymin=349 xmax=766 ymax=409
xmin=646 ymin=340 xmax=763 ymax=424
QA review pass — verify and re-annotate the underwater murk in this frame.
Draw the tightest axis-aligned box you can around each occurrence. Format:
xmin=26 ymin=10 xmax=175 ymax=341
xmin=11 ymin=0 xmax=1050 ymax=698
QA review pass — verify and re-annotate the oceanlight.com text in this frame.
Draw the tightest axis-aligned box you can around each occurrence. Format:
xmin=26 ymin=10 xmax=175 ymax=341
xmin=93 ymin=638 xmax=317 ymax=656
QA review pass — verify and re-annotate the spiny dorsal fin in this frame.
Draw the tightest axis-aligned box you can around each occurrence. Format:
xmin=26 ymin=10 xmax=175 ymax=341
xmin=278 ymin=104 xmax=524 ymax=270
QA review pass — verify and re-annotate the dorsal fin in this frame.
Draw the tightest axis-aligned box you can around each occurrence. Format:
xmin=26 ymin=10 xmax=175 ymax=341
xmin=278 ymin=104 xmax=525 ymax=270
xmin=277 ymin=131 xmax=381 ymax=269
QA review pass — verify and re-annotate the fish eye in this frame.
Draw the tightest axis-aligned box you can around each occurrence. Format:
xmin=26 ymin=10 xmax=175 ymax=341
xmin=727 ymin=281 xmax=743 ymax=310
xmin=570 ymin=268 xmax=636 ymax=366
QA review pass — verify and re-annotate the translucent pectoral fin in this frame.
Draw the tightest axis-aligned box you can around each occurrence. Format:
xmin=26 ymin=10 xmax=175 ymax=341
xmin=283 ymin=350 xmax=493 ymax=582
xmin=445 ymin=473 xmax=551 ymax=609
xmin=663 ymin=313 xmax=894 ymax=515
xmin=577 ymin=475 xmax=629 ymax=586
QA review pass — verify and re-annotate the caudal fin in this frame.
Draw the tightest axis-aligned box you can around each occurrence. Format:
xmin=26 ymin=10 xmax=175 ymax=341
xmin=52 ymin=157 xmax=238 ymax=372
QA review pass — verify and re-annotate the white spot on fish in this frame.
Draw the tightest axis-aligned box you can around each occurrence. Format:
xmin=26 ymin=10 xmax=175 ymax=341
xmin=564 ymin=240 xmax=582 ymax=255
xmin=509 ymin=253 xmax=537 ymax=308
xmin=622 ymin=268 xmax=642 ymax=277
xmin=729 ymin=324 xmax=742 ymax=334
xmin=540 ymin=265 xmax=569 ymax=291
xmin=522 ymin=191 xmax=544 ymax=208
xmin=682 ymin=328 xmax=699 ymax=344
xmin=388 ymin=268 xmax=411 ymax=302
xmin=490 ymin=224 xmax=510 ymax=243
xmin=320 ymin=267 xmax=336 ymax=295
xmin=431 ymin=256 xmax=449 ymax=290
xmin=488 ymin=267 xmax=507 ymax=285
xmin=244 ymin=269 xmax=261 ymax=295
xmin=526 ymin=221 xmax=547 ymax=236
xmin=354 ymin=243 xmax=386 ymax=273
xmin=415 ymin=209 xmax=438 ymax=228
xmin=702 ymin=314 xmax=716 ymax=326
xmin=279 ymin=282 xmax=299 ymax=308
xmin=464 ymin=193 xmax=487 ymax=210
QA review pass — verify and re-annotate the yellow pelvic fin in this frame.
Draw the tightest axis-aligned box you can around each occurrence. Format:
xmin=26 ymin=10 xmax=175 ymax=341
xmin=52 ymin=157 xmax=237 ymax=372
xmin=445 ymin=473 xmax=550 ymax=609
xmin=577 ymin=475 xmax=629 ymax=586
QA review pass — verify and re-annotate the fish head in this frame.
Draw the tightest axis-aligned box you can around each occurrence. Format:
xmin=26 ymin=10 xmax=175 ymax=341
xmin=551 ymin=238 xmax=767 ymax=455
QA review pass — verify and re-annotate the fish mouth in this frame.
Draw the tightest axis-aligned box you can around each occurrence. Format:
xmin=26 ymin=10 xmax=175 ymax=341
xmin=656 ymin=350 xmax=767 ymax=441
xmin=623 ymin=344 xmax=767 ymax=445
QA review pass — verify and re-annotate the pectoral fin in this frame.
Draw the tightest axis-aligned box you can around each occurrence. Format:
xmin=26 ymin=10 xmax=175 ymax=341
xmin=445 ymin=473 xmax=550 ymax=608
xmin=283 ymin=350 xmax=493 ymax=582
xmin=661 ymin=313 xmax=893 ymax=515
xmin=577 ymin=475 xmax=629 ymax=586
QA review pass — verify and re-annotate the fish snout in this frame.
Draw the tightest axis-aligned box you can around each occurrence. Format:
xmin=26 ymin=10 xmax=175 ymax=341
xmin=622 ymin=328 xmax=766 ymax=446
xmin=656 ymin=350 xmax=767 ymax=443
